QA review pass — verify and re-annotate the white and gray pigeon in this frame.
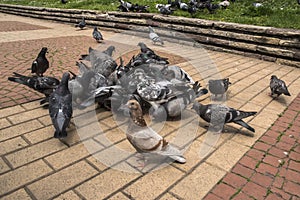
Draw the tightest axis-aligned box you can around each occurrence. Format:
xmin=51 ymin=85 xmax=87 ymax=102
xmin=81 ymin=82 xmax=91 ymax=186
xmin=208 ymin=78 xmax=231 ymax=99
xmin=192 ymin=101 xmax=257 ymax=133
xmin=49 ymin=72 xmax=73 ymax=138
xmin=75 ymin=17 xmax=86 ymax=29
xmin=270 ymin=75 xmax=291 ymax=98
xmin=92 ymin=26 xmax=103 ymax=42
xmin=156 ymin=4 xmax=173 ymax=15
xmin=8 ymin=72 xmax=59 ymax=105
xmin=148 ymin=26 xmax=164 ymax=45
xmin=121 ymin=99 xmax=186 ymax=164
xmin=30 ymin=47 xmax=49 ymax=77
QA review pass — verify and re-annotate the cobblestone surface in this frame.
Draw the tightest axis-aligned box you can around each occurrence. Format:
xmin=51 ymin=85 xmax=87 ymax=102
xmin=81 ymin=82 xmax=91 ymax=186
xmin=0 ymin=12 xmax=299 ymax=200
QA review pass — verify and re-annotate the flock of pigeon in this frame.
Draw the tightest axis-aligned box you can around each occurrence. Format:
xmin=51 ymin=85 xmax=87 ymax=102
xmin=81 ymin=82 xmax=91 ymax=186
xmin=7 ymin=23 xmax=291 ymax=165
xmin=118 ymin=0 xmax=234 ymax=16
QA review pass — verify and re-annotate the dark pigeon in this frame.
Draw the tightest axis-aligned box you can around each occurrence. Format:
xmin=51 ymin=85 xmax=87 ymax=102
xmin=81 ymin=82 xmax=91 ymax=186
xmin=137 ymin=42 xmax=169 ymax=64
xmin=49 ymin=72 xmax=73 ymax=138
xmin=188 ymin=4 xmax=197 ymax=16
xmin=75 ymin=17 xmax=86 ymax=29
xmin=118 ymin=0 xmax=133 ymax=12
xmin=61 ymin=0 xmax=68 ymax=4
xmin=208 ymin=78 xmax=231 ymax=98
xmin=92 ymin=26 xmax=103 ymax=42
xmin=192 ymin=101 xmax=257 ymax=132
xmin=30 ymin=47 xmax=49 ymax=77
xmin=8 ymin=72 xmax=59 ymax=105
xmin=270 ymin=75 xmax=291 ymax=97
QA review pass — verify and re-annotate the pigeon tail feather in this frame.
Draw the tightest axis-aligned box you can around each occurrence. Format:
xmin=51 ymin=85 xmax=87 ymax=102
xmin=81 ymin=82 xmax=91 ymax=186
xmin=234 ymin=120 xmax=255 ymax=132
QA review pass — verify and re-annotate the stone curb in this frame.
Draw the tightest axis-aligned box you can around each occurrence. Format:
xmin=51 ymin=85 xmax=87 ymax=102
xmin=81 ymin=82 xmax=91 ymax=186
xmin=0 ymin=4 xmax=300 ymax=68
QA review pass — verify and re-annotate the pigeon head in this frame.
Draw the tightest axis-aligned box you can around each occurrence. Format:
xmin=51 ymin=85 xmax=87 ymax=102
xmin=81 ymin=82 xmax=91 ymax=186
xmin=271 ymin=75 xmax=278 ymax=80
xmin=148 ymin=26 xmax=154 ymax=33
xmin=61 ymin=72 xmax=70 ymax=85
xmin=94 ymin=26 xmax=98 ymax=30
xmin=137 ymin=42 xmax=146 ymax=48
xmin=39 ymin=47 xmax=48 ymax=56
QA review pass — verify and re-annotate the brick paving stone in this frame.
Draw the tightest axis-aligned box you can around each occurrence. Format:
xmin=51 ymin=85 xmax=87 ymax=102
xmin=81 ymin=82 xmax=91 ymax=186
xmin=28 ymin=161 xmax=98 ymax=200
xmin=211 ymin=183 xmax=237 ymax=199
xmin=0 ymin=105 xmax=25 ymax=118
xmin=203 ymin=193 xmax=223 ymax=200
xmin=256 ymin=162 xmax=278 ymax=177
xmin=288 ymin=160 xmax=300 ymax=172
xmin=0 ymin=118 xmax=11 ymax=129
xmin=231 ymin=191 xmax=253 ymax=200
xmin=268 ymin=146 xmax=288 ymax=159
xmin=289 ymin=151 xmax=300 ymax=161
xmin=263 ymin=154 xmax=282 ymax=167
xmin=124 ymin=166 xmax=184 ymax=199
xmin=284 ymin=169 xmax=300 ymax=184
xmin=45 ymin=140 xmax=104 ymax=170
xmin=259 ymin=135 xmax=278 ymax=145
xmin=0 ymin=158 xmax=10 ymax=174
xmin=75 ymin=166 xmax=140 ymax=199
xmin=23 ymin=126 xmax=54 ymax=144
xmin=0 ymin=120 xmax=44 ymax=142
xmin=0 ymin=160 xmax=52 ymax=196
xmin=171 ymin=163 xmax=226 ymax=199
xmin=222 ymin=172 xmax=248 ymax=189
xmin=52 ymin=190 xmax=82 ymax=200
xmin=231 ymin=164 xmax=254 ymax=178
xmin=0 ymin=136 xmax=28 ymax=155
xmin=238 ymin=155 xmax=258 ymax=170
xmin=0 ymin=21 xmax=49 ymax=32
xmin=253 ymin=141 xmax=272 ymax=152
xmin=242 ymin=181 xmax=267 ymax=200
xmin=109 ymin=192 xmax=131 ymax=200
xmin=1 ymin=189 xmax=31 ymax=200
xmin=251 ymin=172 xmax=273 ymax=188
xmin=246 ymin=148 xmax=266 ymax=160
xmin=271 ymin=186 xmax=292 ymax=200
xmin=5 ymin=139 xmax=67 ymax=168
xmin=265 ymin=193 xmax=285 ymax=200
xmin=272 ymin=176 xmax=284 ymax=189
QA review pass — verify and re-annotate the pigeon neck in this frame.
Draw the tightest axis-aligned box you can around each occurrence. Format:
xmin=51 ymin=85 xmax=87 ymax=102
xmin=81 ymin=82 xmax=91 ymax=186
xmin=129 ymin=109 xmax=147 ymax=127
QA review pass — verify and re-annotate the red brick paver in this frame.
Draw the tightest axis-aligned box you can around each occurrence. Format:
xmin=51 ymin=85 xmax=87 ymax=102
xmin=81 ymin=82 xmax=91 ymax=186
xmin=205 ymin=93 xmax=300 ymax=200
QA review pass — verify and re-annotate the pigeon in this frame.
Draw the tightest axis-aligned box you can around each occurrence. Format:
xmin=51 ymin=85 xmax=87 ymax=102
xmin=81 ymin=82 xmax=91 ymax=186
xmin=92 ymin=26 xmax=103 ymax=42
xmin=75 ymin=17 xmax=86 ymax=29
xmin=102 ymin=46 xmax=115 ymax=57
xmin=118 ymin=0 xmax=133 ymax=12
xmin=49 ymin=72 xmax=73 ymax=138
xmin=121 ymin=99 xmax=186 ymax=164
xmin=219 ymin=0 xmax=230 ymax=9
xmin=61 ymin=0 xmax=68 ymax=4
xmin=208 ymin=78 xmax=231 ymax=98
xmin=8 ymin=72 xmax=59 ymax=105
xmin=270 ymin=75 xmax=291 ymax=97
xmin=145 ymin=81 xmax=208 ymax=119
xmin=192 ymin=101 xmax=257 ymax=132
xmin=206 ymin=2 xmax=220 ymax=13
xmin=156 ymin=4 xmax=174 ymax=15
xmin=188 ymin=4 xmax=197 ymax=16
xmin=179 ymin=1 xmax=189 ymax=11
xmin=80 ymin=47 xmax=117 ymax=78
xmin=148 ymin=26 xmax=164 ymax=45
xmin=132 ymin=3 xmax=150 ymax=12
xmin=30 ymin=47 xmax=49 ymax=77
xmin=137 ymin=42 xmax=169 ymax=64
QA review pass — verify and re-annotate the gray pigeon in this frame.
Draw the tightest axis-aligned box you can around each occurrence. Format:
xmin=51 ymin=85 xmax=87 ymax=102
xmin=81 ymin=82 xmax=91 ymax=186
xmin=92 ymin=26 xmax=103 ymax=42
xmin=75 ymin=17 xmax=86 ymax=29
xmin=208 ymin=78 xmax=231 ymax=98
xmin=8 ymin=72 xmax=59 ymax=105
xmin=148 ymin=26 xmax=164 ymax=45
xmin=49 ymin=72 xmax=73 ymax=138
xmin=270 ymin=75 xmax=291 ymax=97
xmin=121 ymin=99 xmax=186 ymax=164
xmin=102 ymin=46 xmax=115 ymax=57
xmin=192 ymin=101 xmax=257 ymax=133
xmin=30 ymin=47 xmax=49 ymax=77
xmin=80 ymin=47 xmax=117 ymax=78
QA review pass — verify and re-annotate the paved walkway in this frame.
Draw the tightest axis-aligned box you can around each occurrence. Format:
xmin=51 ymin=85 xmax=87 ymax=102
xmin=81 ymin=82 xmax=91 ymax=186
xmin=0 ymin=12 xmax=299 ymax=200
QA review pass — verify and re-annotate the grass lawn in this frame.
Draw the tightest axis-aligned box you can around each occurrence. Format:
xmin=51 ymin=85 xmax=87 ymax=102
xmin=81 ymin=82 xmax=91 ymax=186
xmin=0 ymin=0 xmax=299 ymax=29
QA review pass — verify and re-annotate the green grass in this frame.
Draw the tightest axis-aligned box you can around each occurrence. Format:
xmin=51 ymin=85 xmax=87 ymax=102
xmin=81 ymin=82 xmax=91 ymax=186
xmin=0 ymin=0 xmax=300 ymax=29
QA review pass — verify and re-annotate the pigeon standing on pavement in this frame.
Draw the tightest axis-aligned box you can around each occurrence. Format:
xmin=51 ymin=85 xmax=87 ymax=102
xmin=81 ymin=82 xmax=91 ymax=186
xmin=148 ymin=26 xmax=164 ymax=45
xmin=8 ymin=72 xmax=59 ymax=105
xmin=75 ymin=17 xmax=86 ymax=29
xmin=92 ymin=26 xmax=103 ymax=42
xmin=121 ymin=99 xmax=186 ymax=164
xmin=30 ymin=47 xmax=49 ymax=77
xmin=269 ymin=75 xmax=291 ymax=98
xmin=192 ymin=101 xmax=257 ymax=133
xmin=49 ymin=72 xmax=73 ymax=138
xmin=208 ymin=78 xmax=231 ymax=99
